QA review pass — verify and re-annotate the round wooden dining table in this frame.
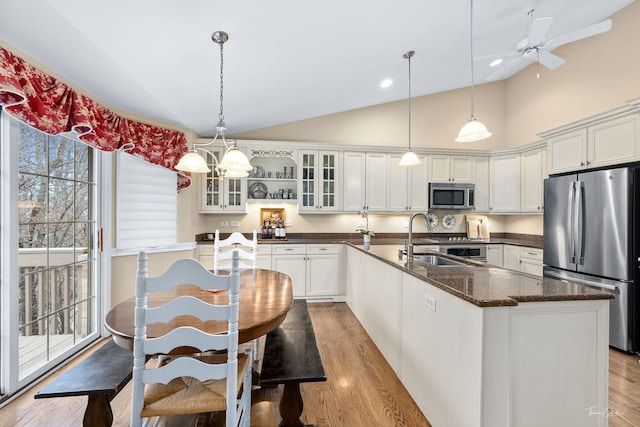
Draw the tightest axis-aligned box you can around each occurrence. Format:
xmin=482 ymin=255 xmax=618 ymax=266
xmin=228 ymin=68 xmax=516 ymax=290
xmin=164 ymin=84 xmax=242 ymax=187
xmin=104 ymin=268 xmax=293 ymax=351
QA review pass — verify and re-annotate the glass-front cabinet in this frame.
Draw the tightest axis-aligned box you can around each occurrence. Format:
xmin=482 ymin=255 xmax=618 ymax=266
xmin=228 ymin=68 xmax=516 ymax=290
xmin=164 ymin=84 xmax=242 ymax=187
xmin=298 ymin=150 xmax=340 ymax=212
xmin=198 ymin=148 xmax=247 ymax=213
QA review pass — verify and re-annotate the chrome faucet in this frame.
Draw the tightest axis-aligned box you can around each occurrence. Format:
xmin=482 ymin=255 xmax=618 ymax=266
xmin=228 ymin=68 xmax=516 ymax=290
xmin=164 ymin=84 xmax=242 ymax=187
xmin=407 ymin=212 xmax=433 ymax=260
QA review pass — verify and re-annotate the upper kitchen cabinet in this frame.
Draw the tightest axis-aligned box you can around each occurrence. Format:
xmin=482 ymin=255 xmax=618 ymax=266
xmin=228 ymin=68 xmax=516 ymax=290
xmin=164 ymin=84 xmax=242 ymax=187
xmin=428 ymin=154 xmax=474 ymax=183
xmin=246 ymin=147 xmax=298 ymax=203
xmin=298 ymin=150 xmax=341 ymax=213
xmin=472 ymin=156 xmax=490 ymax=212
xmin=388 ymin=153 xmax=428 ymax=212
xmin=198 ymin=147 xmax=247 ymax=213
xmin=546 ymin=112 xmax=640 ymax=175
xmin=520 ymin=145 xmax=547 ymax=213
xmin=490 ymin=152 xmax=520 ymax=213
xmin=343 ymin=152 xmax=388 ymax=212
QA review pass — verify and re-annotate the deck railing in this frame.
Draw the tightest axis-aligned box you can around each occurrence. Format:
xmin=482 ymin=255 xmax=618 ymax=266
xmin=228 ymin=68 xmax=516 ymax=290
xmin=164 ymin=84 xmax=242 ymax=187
xmin=18 ymin=248 xmax=90 ymax=337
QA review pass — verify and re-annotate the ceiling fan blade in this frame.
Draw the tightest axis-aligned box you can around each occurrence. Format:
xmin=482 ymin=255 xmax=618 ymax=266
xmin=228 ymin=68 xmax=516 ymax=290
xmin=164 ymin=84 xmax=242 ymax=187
xmin=474 ymin=50 xmax=519 ymax=63
xmin=529 ymin=17 xmax=554 ymax=47
xmin=537 ymin=51 xmax=566 ymax=70
xmin=545 ymin=19 xmax=612 ymax=50
xmin=486 ymin=56 xmax=532 ymax=80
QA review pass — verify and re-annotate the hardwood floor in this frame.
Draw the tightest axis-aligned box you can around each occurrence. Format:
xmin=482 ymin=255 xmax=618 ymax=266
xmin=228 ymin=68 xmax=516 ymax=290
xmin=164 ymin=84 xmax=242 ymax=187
xmin=2 ymin=302 xmax=640 ymax=426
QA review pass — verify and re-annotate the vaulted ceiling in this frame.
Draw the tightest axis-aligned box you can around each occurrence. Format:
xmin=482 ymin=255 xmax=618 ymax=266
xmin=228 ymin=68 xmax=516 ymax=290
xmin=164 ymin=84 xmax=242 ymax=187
xmin=0 ymin=0 xmax=633 ymax=136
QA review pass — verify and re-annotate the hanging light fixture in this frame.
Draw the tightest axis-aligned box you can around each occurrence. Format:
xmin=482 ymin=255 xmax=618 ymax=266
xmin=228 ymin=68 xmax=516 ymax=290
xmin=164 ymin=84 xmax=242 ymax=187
xmin=399 ymin=50 xmax=421 ymax=166
xmin=176 ymin=31 xmax=252 ymax=176
xmin=456 ymin=0 xmax=492 ymax=143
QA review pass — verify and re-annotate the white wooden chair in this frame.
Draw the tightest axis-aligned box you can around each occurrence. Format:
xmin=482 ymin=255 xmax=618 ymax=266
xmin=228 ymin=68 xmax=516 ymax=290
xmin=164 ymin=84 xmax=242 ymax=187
xmin=213 ymin=230 xmax=258 ymax=272
xmin=130 ymin=250 xmax=251 ymax=427
xmin=214 ymin=230 xmax=261 ymax=361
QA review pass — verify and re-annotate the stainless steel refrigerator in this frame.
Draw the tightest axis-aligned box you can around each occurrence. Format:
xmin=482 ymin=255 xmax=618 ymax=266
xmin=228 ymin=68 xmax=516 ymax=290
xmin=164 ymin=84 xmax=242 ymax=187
xmin=543 ymin=166 xmax=640 ymax=352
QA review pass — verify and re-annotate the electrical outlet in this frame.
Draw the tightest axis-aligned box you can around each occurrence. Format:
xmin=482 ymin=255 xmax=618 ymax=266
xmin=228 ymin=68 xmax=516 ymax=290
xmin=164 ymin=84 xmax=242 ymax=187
xmin=357 ymin=221 xmax=366 ymax=228
xmin=424 ymin=294 xmax=436 ymax=311
xmin=231 ymin=221 xmax=240 ymax=227
xmin=220 ymin=221 xmax=229 ymax=227
xmin=285 ymin=220 xmax=292 ymax=227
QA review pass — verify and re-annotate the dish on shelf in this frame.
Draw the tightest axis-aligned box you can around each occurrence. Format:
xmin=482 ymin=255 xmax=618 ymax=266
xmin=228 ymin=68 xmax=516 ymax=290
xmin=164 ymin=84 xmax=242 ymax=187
xmin=442 ymin=213 xmax=456 ymax=230
xmin=426 ymin=213 xmax=438 ymax=230
xmin=249 ymin=182 xmax=267 ymax=199
xmin=250 ymin=165 xmax=265 ymax=178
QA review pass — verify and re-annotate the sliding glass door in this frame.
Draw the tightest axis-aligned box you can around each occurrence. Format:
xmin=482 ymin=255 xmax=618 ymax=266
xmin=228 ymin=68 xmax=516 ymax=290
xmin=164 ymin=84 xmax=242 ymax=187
xmin=1 ymin=113 xmax=101 ymax=395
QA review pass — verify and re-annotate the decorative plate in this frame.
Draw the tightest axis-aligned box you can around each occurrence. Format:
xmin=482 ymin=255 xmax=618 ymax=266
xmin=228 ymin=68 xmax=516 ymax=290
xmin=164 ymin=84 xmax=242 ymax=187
xmin=442 ymin=213 xmax=456 ymax=230
xmin=250 ymin=165 xmax=265 ymax=178
xmin=426 ymin=213 xmax=438 ymax=230
xmin=249 ymin=182 xmax=267 ymax=199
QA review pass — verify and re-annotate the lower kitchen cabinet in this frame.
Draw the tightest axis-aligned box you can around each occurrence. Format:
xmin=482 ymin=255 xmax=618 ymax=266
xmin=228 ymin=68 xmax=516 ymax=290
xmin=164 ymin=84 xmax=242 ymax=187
xmin=503 ymin=244 xmax=521 ymax=271
xmin=485 ymin=244 xmax=504 ymax=267
xmin=272 ymin=243 xmax=340 ymax=298
xmin=519 ymin=247 xmax=543 ymax=276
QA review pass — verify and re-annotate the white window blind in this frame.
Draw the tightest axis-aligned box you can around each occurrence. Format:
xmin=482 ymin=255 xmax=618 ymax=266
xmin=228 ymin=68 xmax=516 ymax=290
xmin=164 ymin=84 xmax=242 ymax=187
xmin=116 ymin=151 xmax=177 ymax=250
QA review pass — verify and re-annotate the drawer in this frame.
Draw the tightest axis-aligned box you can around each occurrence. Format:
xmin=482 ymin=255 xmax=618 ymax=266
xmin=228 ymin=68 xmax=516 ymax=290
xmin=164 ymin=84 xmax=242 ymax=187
xmin=519 ymin=247 xmax=543 ymax=261
xmin=272 ymin=244 xmax=306 ymax=255
xmin=257 ymin=244 xmax=272 ymax=255
xmin=307 ymin=244 xmax=340 ymax=255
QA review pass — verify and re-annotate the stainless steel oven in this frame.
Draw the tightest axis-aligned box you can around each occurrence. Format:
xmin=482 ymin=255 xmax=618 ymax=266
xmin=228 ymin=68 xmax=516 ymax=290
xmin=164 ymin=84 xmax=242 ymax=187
xmin=439 ymin=244 xmax=486 ymax=262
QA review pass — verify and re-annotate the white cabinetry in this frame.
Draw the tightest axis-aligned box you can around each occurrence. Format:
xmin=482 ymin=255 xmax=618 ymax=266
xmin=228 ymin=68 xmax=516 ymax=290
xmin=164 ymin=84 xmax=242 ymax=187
xmin=485 ymin=244 xmax=504 ymax=267
xmin=472 ymin=156 xmax=490 ymax=212
xmin=343 ymin=152 xmax=388 ymax=212
xmin=272 ymin=244 xmax=340 ymax=298
xmin=246 ymin=147 xmax=297 ymax=203
xmin=428 ymin=154 xmax=474 ymax=182
xmin=489 ymin=153 xmax=521 ymax=213
xmin=521 ymin=147 xmax=547 ymax=213
xmin=198 ymin=147 xmax=246 ymax=213
xmin=519 ymin=247 xmax=543 ymax=276
xmin=388 ymin=153 xmax=428 ymax=212
xmin=196 ymin=243 xmax=271 ymax=270
xmin=503 ymin=244 xmax=521 ymax=271
xmin=298 ymin=150 xmax=340 ymax=212
xmin=547 ymin=113 xmax=640 ymax=174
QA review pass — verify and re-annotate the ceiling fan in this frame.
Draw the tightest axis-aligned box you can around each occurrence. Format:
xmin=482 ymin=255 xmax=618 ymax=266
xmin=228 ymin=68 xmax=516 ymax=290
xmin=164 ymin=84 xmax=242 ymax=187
xmin=479 ymin=9 xmax=612 ymax=80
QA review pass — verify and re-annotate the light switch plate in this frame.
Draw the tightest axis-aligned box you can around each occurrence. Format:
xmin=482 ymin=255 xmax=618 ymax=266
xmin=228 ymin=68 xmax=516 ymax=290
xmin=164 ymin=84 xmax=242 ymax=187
xmin=220 ymin=221 xmax=229 ymax=227
xmin=424 ymin=294 xmax=436 ymax=311
xmin=231 ymin=221 xmax=240 ymax=227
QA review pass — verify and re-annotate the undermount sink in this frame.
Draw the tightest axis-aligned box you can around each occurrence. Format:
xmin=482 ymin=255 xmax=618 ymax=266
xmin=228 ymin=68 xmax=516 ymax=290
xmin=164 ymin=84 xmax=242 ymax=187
xmin=411 ymin=254 xmax=470 ymax=267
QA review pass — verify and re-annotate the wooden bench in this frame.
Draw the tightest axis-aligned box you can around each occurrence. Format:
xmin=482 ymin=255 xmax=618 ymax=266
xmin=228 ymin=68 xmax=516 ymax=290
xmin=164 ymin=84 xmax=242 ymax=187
xmin=260 ymin=299 xmax=327 ymax=427
xmin=34 ymin=339 xmax=133 ymax=427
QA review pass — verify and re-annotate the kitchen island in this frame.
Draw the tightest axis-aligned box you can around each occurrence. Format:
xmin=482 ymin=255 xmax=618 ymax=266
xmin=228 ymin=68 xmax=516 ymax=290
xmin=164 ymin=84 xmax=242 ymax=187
xmin=345 ymin=243 xmax=613 ymax=427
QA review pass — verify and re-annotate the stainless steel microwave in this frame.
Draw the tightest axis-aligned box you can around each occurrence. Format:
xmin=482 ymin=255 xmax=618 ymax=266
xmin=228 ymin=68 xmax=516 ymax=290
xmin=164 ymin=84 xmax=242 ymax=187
xmin=428 ymin=182 xmax=475 ymax=209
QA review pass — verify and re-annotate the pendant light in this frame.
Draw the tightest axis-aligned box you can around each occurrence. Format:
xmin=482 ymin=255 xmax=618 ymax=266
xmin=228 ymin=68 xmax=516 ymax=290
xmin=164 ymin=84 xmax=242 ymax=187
xmin=399 ymin=50 xmax=421 ymax=166
xmin=176 ymin=31 xmax=252 ymax=176
xmin=456 ymin=0 xmax=492 ymax=143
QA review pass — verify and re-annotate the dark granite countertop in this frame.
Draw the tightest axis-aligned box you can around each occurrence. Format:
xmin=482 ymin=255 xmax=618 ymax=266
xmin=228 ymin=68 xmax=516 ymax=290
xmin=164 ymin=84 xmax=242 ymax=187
xmin=351 ymin=243 xmax=613 ymax=308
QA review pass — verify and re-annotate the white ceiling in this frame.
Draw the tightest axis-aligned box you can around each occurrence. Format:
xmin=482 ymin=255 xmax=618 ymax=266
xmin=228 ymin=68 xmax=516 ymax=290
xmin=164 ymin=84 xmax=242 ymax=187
xmin=0 ymin=0 xmax=633 ymax=136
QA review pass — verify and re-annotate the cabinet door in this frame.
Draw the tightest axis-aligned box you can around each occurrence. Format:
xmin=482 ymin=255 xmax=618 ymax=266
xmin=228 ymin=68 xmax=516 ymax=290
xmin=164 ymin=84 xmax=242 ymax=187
xmin=307 ymin=254 xmax=340 ymax=296
xmin=365 ymin=153 xmax=388 ymax=211
xmin=343 ymin=152 xmax=366 ymax=211
xmin=224 ymin=177 xmax=246 ymax=211
xmin=319 ymin=151 xmax=340 ymax=211
xmin=547 ymin=130 xmax=587 ymax=174
xmin=428 ymin=155 xmax=452 ymax=182
xmin=408 ymin=154 xmax=428 ymax=211
xmin=485 ymin=245 xmax=504 ymax=267
xmin=472 ymin=156 xmax=490 ymax=212
xmin=520 ymin=148 xmax=544 ymax=213
xmin=299 ymin=151 xmax=317 ymax=211
xmin=451 ymin=156 xmax=473 ymax=182
xmin=272 ymin=255 xmax=307 ymax=297
xmin=490 ymin=153 xmax=521 ymax=213
xmin=589 ymin=114 xmax=640 ymax=169
xmin=388 ymin=154 xmax=409 ymax=212
xmin=503 ymin=245 xmax=520 ymax=271
xmin=198 ymin=149 xmax=224 ymax=212
xmin=520 ymin=258 xmax=543 ymax=276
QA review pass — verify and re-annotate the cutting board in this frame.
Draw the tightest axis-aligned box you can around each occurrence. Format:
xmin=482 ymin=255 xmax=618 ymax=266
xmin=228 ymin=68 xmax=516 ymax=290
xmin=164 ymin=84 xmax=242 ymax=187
xmin=466 ymin=220 xmax=479 ymax=238
xmin=465 ymin=215 xmax=490 ymax=239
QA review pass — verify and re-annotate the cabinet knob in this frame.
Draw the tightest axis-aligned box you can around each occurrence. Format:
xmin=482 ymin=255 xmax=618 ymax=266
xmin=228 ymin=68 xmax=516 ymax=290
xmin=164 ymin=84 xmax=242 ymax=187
xmin=580 ymin=162 xmax=585 ymax=166
xmin=587 ymin=161 xmax=591 ymax=165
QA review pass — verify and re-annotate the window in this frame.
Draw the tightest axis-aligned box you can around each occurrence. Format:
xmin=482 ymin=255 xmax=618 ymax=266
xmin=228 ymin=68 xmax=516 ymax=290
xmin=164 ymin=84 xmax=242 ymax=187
xmin=115 ymin=150 xmax=177 ymax=250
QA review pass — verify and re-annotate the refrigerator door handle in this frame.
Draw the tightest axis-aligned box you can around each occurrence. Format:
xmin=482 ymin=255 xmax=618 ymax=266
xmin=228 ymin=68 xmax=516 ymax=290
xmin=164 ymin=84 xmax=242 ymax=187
xmin=569 ymin=181 xmax=578 ymax=264
xmin=544 ymin=268 xmax=621 ymax=291
xmin=576 ymin=180 xmax=585 ymax=265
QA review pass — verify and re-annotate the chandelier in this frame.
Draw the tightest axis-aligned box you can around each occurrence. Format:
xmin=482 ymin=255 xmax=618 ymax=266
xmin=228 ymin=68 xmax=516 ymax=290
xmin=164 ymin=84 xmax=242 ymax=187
xmin=176 ymin=31 xmax=252 ymax=177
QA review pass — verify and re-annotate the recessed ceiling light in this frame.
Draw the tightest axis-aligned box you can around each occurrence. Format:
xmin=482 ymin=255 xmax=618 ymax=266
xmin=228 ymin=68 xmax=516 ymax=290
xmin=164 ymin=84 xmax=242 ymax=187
xmin=490 ymin=58 xmax=503 ymax=67
xmin=380 ymin=79 xmax=393 ymax=88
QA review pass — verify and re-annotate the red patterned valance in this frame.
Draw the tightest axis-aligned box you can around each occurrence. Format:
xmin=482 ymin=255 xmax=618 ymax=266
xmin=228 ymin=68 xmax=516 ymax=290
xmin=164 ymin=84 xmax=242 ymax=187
xmin=0 ymin=47 xmax=190 ymax=190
